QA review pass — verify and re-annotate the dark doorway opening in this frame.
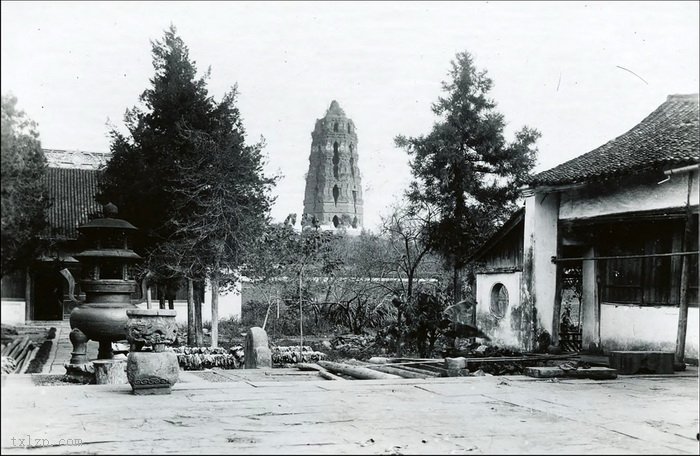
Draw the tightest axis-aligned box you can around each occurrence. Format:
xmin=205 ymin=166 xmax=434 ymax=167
xmin=33 ymin=268 xmax=65 ymax=320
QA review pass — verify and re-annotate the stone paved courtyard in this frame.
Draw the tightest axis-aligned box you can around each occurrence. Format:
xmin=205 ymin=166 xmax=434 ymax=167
xmin=1 ymin=367 xmax=698 ymax=454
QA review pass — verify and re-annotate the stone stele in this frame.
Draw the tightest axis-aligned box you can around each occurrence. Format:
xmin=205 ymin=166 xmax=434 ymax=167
xmin=244 ymin=327 xmax=272 ymax=369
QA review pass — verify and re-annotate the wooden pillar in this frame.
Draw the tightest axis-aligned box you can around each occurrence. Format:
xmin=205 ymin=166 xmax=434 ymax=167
xmin=551 ymin=235 xmax=564 ymax=346
xmin=581 ymin=247 xmax=598 ymax=350
xmin=675 ymin=173 xmax=695 ymax=367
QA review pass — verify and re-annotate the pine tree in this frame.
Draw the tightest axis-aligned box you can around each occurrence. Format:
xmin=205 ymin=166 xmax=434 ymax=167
xmin=98 ymin=25 xmax=276 ymax=345
xmin=395 ymin=51 xmax=540 ymax=301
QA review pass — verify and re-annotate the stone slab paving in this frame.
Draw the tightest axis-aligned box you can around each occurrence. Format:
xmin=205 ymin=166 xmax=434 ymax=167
xmin=1 ymin=368 xmax=698 ymax=455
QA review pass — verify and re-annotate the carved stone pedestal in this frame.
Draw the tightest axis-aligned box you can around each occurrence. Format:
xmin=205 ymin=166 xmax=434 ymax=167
xmin=125 ymin=309 xmax=179 ymax=395
xmin=126 ymin=351 xmax=179 ymax=395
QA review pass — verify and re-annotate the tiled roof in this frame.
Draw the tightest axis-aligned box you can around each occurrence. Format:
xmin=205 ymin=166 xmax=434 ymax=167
xmin=43 ymin=168 xmax=102 ymax=240
xmin=529 ymin=94 xmax=699 ymax=187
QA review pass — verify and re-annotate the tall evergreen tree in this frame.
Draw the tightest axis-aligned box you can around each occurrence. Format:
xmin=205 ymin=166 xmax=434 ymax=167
xmin=1 ymin=94 xmax=50 ymax=277
xmin=395 ymin=51 xmax=540 ymax=300
xmin=98 ymin=26 xmax=276 ymax=345
xmin=99 ymin=25 xmax=217 ymax=256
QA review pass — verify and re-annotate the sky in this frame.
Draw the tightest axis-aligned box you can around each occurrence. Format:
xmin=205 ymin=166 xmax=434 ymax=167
xmin=2 ymin=1 xmax=698 ymax=231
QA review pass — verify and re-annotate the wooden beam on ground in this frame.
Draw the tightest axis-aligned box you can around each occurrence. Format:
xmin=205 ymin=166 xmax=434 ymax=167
xmin=1 ymin=337 xmax=23 ymax=357
xmin=364 ymin=364 xmax=433 ymax=379
xmin=318 ymin=370 xmax=345 ymax=381
xmin=19 ymin=347 xmax=37 ymax=374
xmin=383 ymin=364 xmax=443 ymax=377
xmin=317 ymin=361 xmax=401 ymax=380
xmin=524 ymin=366 xmax=617 ymax=380
xmin=400 ymin=363 xmax=447 ymax=376
xmin=297 ymin=362 xmax=347 ymax=380
xmin=8 ymin=337 xmax=30 ymax=360
xmin=297 ymin=363 xmax=324 ymax=372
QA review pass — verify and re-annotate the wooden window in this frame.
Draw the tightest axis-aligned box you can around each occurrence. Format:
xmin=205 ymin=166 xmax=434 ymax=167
xmin=599 ymin=218 xmax=698 ymax=307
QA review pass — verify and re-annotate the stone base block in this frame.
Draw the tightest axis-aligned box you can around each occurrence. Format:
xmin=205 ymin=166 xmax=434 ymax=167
xmin=608 ymin=351 xmax=674 ymax=375
xmin=64 ymin=362 xmax=95 ymax=384
xmin=132 ymin=385 xmax=172 ymax=395
xmin=126 ymin=351 xmax=179 ymax=395
xmin=93 ymin=359 xmax=128 ymax=385
xmin=445 ymin=357 xmax=467 ymax=370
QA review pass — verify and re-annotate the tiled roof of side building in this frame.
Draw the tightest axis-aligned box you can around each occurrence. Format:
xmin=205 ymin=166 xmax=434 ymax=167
xmin=42 ymin=167 xmax=103 ymax=240
xmin=528 ymin=94 xmax=699 ymax=187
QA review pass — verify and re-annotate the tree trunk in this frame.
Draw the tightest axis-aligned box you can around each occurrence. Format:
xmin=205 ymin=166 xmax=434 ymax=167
xmin=145 ymin=282 xmax=152 ymax=309
xmin=299 ymin=271 xmax=304 ymax=363
xmin=396 ymin=310 xmax=403 ymax=357
xmin=187 ymin=278 xmax=195 ymax=346
xmin=262 ymin=299 xmax=272 ymax=331
xmin=195 ymin=282 xmax=203 ymax=346
xmin=453 ymin=264 xmax=461 ymax=303
xmin=158 ymin=284 xmax=166 ymax=310
xmin=211 ymin=278 xmax=219 ymax=348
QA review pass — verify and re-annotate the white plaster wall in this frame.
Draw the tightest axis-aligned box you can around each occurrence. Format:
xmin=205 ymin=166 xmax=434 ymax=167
xmin=523 ymin=193 xmax=559 ymax=335
xmin=559 ymin=170 xmax=698 ymax=220
xmin=1 ymin=300 xmax=26 ymax=324
xmin=475 ymin=273 xmax=522 ymax=316
xmin=203 ymin=281 xmax=242 ymax=323
xmin=476 ymin=272 xmax=522 ymax=346
xmin=600 ymin=304 xmax=699 ymax=359
xmin=136 ymin=280 xmax=241 ymax=325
